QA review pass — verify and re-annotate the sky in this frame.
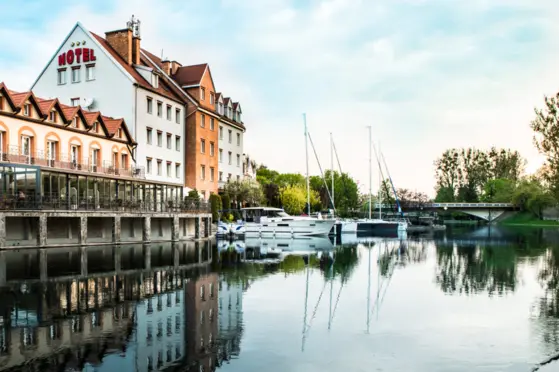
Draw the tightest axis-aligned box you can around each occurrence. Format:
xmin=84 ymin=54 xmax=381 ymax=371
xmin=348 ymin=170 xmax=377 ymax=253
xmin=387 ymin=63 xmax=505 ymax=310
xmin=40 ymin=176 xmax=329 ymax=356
xmin=0 ymin=0 xmax=558 ymax=196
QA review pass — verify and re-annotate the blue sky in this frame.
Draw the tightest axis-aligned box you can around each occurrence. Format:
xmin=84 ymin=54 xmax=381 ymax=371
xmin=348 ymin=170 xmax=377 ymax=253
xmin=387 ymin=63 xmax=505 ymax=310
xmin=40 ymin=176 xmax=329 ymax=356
xmin=0 ymin=0 xmax=558 ymax=195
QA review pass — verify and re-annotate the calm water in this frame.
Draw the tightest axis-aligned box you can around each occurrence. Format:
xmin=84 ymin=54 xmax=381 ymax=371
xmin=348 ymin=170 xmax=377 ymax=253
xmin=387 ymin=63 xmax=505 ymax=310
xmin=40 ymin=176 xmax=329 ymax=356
xmin=1 ymin=227 xmax=559 ymax=371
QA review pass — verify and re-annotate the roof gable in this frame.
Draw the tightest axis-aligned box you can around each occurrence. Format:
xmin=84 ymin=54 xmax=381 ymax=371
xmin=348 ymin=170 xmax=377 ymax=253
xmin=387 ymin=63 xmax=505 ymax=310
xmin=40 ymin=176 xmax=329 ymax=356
xmin=0 ymin=83 xmax=17 ymax=112
xmin=174 ymin=63 xmax=208 ymax=87
xmin=38 ymin=98 xmax=70 ymax=124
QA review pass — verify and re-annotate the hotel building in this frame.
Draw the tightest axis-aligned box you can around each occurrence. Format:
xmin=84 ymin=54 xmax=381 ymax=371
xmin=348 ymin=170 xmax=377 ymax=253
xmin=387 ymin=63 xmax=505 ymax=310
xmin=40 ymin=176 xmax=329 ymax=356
xmin=31 ymin=18 xmax=186 ymax=188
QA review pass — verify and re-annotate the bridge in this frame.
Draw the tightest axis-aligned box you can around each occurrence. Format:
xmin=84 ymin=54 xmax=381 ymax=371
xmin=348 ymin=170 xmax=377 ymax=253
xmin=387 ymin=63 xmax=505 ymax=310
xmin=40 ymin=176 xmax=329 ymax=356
xmin=375 ymin=203 xmax=515 ymax=222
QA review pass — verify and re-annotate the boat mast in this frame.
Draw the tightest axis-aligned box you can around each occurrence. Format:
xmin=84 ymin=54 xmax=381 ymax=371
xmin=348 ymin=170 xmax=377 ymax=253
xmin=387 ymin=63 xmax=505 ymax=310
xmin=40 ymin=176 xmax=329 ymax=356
xmin=304 ymin=113 xmax=310 ymax=216
xmin=330 ymin=132 xmax=334 ymax=214
xmin=378 ymin=141 xmax=382 ymax=220
xmin=368 ymin=126 xmax=372 ymax=220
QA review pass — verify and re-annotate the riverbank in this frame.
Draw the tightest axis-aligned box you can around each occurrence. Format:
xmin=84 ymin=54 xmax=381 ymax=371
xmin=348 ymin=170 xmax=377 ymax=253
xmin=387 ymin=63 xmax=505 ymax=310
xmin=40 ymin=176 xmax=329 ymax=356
xmin=499 ymin=212 xmax=559 ymax=227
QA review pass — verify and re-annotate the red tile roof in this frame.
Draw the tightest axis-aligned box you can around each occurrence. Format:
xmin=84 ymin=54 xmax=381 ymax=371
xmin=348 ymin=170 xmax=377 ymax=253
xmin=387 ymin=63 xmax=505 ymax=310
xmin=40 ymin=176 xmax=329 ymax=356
xmin=90 ymin=32 xmax=182 ymax=104
xmin=0 ymin=82 xmax=135 ymax=145
xmin=173 ymin=63 xmax=207 ymax=86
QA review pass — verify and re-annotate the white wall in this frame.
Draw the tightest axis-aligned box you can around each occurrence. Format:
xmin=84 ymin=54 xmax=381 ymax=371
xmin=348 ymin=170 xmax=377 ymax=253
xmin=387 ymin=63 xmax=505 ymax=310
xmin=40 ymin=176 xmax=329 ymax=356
xmin=218 ymin=120 xmax=244 ymax=188
xmin=31 ymin=25 xmax=135 ymax=136
xmin=135 ymin=88 xmax=184 ymax=185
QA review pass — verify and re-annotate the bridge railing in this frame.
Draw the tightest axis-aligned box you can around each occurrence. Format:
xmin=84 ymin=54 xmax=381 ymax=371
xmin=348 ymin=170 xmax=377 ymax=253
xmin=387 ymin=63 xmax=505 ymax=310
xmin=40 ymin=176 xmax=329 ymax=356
xmin=373 ymin=202 xmax=514 ymax=210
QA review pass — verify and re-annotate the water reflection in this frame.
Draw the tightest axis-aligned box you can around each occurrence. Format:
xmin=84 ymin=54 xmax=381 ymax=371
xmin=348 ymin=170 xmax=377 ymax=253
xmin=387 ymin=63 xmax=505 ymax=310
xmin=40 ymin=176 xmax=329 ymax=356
xmin=3 ymin=228 xmax=559 ymax=370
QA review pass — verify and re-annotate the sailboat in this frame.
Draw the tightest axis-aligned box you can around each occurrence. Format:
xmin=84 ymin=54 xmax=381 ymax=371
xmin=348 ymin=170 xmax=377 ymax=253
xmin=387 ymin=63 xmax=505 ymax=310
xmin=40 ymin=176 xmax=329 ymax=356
xmin=336 ymin=127 xmax=406 ymax=235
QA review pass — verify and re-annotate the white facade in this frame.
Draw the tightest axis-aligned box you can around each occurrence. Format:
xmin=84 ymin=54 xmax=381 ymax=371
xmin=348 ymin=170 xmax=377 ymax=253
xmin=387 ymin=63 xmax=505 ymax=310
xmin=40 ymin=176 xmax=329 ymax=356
xmin=31 ymin=22 xmax=185 ymax=186
xmin=218 ymin=121 xmax=244 ymax=187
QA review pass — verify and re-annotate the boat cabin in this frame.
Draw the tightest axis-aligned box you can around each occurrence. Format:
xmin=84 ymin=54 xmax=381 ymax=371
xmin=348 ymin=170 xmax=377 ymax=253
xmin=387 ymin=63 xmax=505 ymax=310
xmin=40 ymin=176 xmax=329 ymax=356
xmin=241 ymin=207 xmax=289 ymax=223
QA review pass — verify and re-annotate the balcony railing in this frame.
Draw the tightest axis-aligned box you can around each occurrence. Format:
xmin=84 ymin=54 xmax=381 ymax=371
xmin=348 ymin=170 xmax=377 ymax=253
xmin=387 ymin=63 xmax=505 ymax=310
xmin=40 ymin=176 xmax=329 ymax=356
xmin=0 ymin=193 xmax=210 ymax=213
xmin=2 ymin=146 xmax=145 ymax=179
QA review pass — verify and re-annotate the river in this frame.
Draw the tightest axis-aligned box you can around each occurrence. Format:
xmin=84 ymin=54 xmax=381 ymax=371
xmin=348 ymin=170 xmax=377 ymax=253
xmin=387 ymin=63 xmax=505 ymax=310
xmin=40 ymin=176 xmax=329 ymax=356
xmin=0 ymin=226 xmax=558 ymax=371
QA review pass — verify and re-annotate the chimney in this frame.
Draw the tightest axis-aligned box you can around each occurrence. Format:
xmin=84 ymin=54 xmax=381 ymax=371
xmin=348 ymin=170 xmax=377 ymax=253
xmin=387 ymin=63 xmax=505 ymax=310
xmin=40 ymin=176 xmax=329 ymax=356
xmin=171 ymin=61 xmax=182 ymax=75
xmin=162 ymin=60 xmax=171 ymax=75
xmin=105 ymin=28 xmax=133 ymax=65
xmin=132 ymin=36 xmax=141 ymax=65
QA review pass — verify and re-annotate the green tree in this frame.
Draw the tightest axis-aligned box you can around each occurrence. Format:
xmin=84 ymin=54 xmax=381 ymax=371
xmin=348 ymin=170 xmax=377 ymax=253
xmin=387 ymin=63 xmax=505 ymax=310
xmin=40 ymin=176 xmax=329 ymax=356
xmin=275 ymin=173 xmax=306 ymax=188
xmin=222 ymin=194 xmax=231 ymax=210
xmin=209 ymin=193 xmax=222 ymax=222
xmin=531 ymin=93 xmax=559 ymax=200
xmin=280 ymin=185 xmax=320 ymax=215
xmin=187 ymin=189 xmax=200 ymax=199
xmin=224 ymin=179 xmax=265 ymax=208
xmin=256 ymin=165 xmax=279 ymax=185
xmin=435 ymin=186 xmax=455 ymax=202
xmin=481 ymin=178 xmax=516 ymax=202
xmin=512 ymin=179 xmax=555 ymax=219
xmin=434 ymin=149 xmax=461 ymax=201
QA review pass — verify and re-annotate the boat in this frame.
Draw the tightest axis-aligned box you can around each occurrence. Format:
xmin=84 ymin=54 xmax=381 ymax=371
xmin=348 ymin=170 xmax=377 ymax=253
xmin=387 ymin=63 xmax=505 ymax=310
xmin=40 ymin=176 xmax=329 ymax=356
xmin=232 ymin=207 xmax=335 ymax=237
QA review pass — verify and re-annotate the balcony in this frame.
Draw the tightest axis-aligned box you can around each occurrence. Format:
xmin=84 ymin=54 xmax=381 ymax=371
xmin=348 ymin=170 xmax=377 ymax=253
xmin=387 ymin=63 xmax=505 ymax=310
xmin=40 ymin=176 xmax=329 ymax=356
xmin=2 ymin=146 xmax=145 ymax=180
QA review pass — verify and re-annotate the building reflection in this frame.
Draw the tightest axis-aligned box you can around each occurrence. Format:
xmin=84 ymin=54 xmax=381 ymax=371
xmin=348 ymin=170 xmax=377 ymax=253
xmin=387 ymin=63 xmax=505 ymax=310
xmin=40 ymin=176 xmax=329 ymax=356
xmin=0 ymin=240 xmax=240 ymax=372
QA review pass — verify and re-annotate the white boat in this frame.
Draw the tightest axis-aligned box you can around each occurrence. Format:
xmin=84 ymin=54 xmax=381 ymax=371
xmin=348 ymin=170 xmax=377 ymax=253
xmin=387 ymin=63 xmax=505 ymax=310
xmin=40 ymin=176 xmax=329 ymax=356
xmin=245 ymin=236 xmax=334 ymax=253
xmin=232 ymin=207 xmax=335 ymax=237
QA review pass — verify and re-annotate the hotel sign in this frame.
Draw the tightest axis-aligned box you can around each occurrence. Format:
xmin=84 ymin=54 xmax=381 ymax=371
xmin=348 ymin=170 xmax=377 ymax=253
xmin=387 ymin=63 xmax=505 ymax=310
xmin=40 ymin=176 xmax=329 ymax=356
xmin=58 ymin=48 xmax=97 ymax=66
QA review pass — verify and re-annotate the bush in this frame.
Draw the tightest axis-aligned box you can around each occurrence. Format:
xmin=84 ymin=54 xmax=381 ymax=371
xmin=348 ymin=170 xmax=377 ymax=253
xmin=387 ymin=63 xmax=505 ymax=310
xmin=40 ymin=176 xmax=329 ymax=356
xmin=209 ymin=193 xmax=222 ymax=222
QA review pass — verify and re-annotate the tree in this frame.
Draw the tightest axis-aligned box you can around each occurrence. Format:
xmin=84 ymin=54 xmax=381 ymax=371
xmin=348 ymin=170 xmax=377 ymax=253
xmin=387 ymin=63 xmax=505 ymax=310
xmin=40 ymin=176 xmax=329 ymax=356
xmin=435 ymin=186 xmax=455 ymax=202
xmin=224 ymin=179 xmax=265 ymax=208
xmin=481 ymin=178 xmax=516 ymax=203
xmin=222 ymin=194 xmax=231 ymax=210
xmin=209 ymin=193 xmax=222 ymax=222
xmin=434 ymin=149 xmax=461 ymax=201
xmin=263 ymin=183 xmax=281 ymax=207
xmin=531 ymin=93 xmax=559 ymax=200
xmin=187 ymin=189 xmax=200 ymax=199
xmin=280 ymin=185 xmax=306 ymax=215
xmin=512 ymin=179 xmax=555 ymax=219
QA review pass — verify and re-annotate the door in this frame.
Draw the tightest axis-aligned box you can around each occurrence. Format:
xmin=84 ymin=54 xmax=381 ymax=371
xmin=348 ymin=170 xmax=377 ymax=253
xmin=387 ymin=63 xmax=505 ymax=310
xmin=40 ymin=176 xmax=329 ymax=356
xmin=71 ymin=145 xmax=79 ymax=169
xmin=46 ymin=141 xmax=56 ymax=167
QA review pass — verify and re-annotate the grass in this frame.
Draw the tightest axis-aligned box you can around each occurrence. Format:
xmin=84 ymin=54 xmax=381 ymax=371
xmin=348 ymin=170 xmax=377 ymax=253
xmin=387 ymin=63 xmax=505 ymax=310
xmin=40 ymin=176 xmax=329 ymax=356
xmin=499 ymin=212 xmax=559 ymax=227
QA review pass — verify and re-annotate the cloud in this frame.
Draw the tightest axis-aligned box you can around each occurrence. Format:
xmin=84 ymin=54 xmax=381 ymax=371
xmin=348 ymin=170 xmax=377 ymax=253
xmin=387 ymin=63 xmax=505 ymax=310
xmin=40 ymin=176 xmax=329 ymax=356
xmin=0 ymin=0 xmax=558 ymax=196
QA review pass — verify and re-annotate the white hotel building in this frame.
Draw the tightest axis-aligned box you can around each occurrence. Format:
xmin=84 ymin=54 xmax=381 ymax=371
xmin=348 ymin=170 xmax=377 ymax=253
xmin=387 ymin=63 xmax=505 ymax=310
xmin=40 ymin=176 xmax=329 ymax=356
xmin=31 ymin=18 xmax=185 ymax=187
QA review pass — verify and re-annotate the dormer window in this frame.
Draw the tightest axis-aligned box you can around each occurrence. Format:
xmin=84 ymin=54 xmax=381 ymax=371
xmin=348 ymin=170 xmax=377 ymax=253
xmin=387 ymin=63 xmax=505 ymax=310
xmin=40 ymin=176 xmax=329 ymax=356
xmin=0 ymin=95 xmax=3 ymax=111
xmin=152 ymin=74 xmax=159 ymax=89
xmin=72 ymin=117 xmax=78 ymax=128
xmin=92 ymin=121 xmax=98 ymax=133
xmin=219 ymin=103 xmax=223 ymax=115
xmin=201 ymin=87 xmax=205 ymax=101
xmin=23 ymin=104 xmax=30 ymax=117
xmin=228 ymin=107 xmax=232 ymax=118
xmin=238 ymin=112 xmax=241 ymax=122
xmin=117 ymin=128 xmax=122 ymax=138
xmin=49 ymin=111 xmax=57 ymax=122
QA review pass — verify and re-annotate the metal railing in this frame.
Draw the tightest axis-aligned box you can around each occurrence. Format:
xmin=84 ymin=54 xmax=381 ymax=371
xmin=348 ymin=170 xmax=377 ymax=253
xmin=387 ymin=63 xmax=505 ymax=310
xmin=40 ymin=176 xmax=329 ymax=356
xmin=0 ymin=193 xmax=210 ymax=213
xmin=2 ymin=146 xmax=145 ymax=179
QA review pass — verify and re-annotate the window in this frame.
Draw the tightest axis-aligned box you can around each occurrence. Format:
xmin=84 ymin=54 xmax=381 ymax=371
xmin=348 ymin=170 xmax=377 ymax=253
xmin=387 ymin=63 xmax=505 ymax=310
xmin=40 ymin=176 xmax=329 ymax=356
xmin=210 ymin=92 xmax=215 ymax=104
xmin=228 ymin=130 xmax=232 ymax=143
xmin=85 ymin=64 xmax=95 ymax=81
xmin=200 ymin=165 xmax=206 ymax=180
xmin=237 ymin=154 xmax=240 ymax=167
xmin=219 ymin=149 xmax=223 ymax=163
xmin=166 ymin=105 xmax=172 ymax=120
xmin=210 ymin=118 xmax=214 ymax=130
xmin=157 ymin=160 xmax=162 ymax=175
xmin=175 ymin=109 xmax=181 ymax=124
xmin=0 ymin=131 xmax=5 ymax=154
xmin=175 ymin=164 xmax=180 ymax=178
xmin=219 ymin=126 xmax=223 ymax=139
xmin=121 ymin=153 xmax=128 ymax=168
xmin=210 ymin=142 xmax=214 ymax=156
xmin=147 ymin=128 xmax=152 ymax=144
xmin=228 ymin=107 xmax=232 ymax=118
xmin=117 ymin=128 xmax=122 ymax=138
xmin=71 ymin=67 xmax=81 ymax=83
xmin=46 ymin=141 xmax=57 ymax=162
xmin=92 ymin=121 xmax=98 ymax=133
xmin=167 ymin=133 xmax=172 ymax=149
xmin=147 ymin=97 xmax=153 ymax=114
xmin=147 ymin=158 xmax=152 ymax=174
xmin=71 ymin=145 xmax=79 ymax=165
xmin=72 ymin=117 xmax=78 ymax=128
xmin=237 ymin=133 xmax=241 ymax=146
xmin=200 ymin=87 xmax=205 ymax=101
xmin=71 ymin=98 xmax=80 ymax=107
xmin=167 ymin=162 xmax=172 ymax=177
xmin=49 ymin=111 xmax=57 ymax=122
xmin=201 ymin=114 xmax=205 ymax=128
xmin=57 ymin=69 xmax=67 ymax=85
xmin=210 ymin=167 xmax=215 ymax=182
xmin=23 ymin=104 xmax=30 ymax=116
xmin=200 ymin=139 xmax=206 ymax=153
xmin=113 ymin=152 xmax=118 ymax=168
xmin=157 ymin=101 xmax=162 ymax=117
xmin=152 ymin=74 xmax=159 ymax=88
xmin=90 ymin=148 xmax=99 ymax=167
xmin=219 ymin=103 xmax=223 ymax=115
xmin=228 ymin=151 xmax=232 ymax=165
xmin=175 ymin=135 xmax=180 ymax=151
xmin=157 ymin=131 xmax=162 ymax=147
xmin=219 ymin=171 xmax=223 ymax=181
